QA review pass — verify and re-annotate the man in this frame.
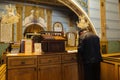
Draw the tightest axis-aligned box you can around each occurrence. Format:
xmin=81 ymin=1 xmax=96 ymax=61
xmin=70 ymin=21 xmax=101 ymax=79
xmin=77 ymin=27 xmax=102 ymax=80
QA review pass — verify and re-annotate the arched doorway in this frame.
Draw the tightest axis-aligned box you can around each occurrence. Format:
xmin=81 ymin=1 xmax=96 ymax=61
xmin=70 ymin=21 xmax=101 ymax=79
xmin=24 ymin=24 xmax=44 ymax=38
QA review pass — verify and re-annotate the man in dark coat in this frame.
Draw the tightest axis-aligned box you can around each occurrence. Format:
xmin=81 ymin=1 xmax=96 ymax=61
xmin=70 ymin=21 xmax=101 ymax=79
xmin=77 ymin=27 xmax=102 ymax=80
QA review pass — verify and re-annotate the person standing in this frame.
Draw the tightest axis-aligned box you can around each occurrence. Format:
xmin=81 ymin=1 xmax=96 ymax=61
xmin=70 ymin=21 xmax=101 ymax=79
xmin=77 ymin=27 xmax=102 ymax=80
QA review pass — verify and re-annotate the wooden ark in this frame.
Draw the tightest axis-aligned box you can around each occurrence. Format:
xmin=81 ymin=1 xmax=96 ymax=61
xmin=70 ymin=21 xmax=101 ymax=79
xmin=41 ymin=38 xmax=66 ymax=53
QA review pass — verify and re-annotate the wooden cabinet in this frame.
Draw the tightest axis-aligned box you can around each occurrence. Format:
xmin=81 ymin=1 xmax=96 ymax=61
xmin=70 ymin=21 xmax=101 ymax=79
xmin=7 ymin=53 xmax=79 ymax=80
xmin=38 ymin=65 xmax=61 ymax=80
xmin=38 ymin=55 xmax=62 ymax=80
xmin=101 ymin=60 xmax=118 ymax=80
xmin=101 ymin=55 xmax=120 ymax=80
xmin=7 ymin=56 xmax=37 ymax=80
xmin=38 ymin=55 xmax=61 ymax=65
xmin=8 ymin=68 xmax=37 ymax=80
xmin=7 ymin=56 xmax=37 ymax=69
xmin=62 ymin=54 xmax=79 ymax=80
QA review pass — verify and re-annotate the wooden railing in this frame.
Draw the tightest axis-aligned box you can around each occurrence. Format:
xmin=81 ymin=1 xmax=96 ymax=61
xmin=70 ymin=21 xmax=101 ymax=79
xmin=0 ymin=64 xmax=6 ymax=80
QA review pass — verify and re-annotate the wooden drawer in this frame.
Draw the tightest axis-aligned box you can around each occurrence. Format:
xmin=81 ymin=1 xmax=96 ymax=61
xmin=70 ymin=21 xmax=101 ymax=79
xmin=7 ymin=56 xmax=37 ymax=69
xmin=62 ymin=53 xmax=77 ymax=63
xmin=38 ymin=55 xmax=61 ymax=65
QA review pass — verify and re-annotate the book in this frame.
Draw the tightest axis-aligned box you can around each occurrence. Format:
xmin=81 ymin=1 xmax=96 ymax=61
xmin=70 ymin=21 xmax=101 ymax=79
xmin=24 ymin=39 xmax=33 ymax=53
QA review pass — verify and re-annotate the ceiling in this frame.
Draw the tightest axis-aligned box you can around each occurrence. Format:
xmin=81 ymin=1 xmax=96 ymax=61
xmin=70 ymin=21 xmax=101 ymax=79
xmin=2 ymin=0 xmax=65 ymax=7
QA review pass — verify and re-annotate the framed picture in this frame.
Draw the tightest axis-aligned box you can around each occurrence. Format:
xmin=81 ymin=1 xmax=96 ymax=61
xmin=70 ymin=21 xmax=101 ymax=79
xmin=34 ymin=43 xmax=42 ymax=53
xmin=66 ymin=32 xmax=77 ymax=47
xmin=53 ymin=22 xmax=63 ymax=32
xmin=24 ymin=39 xmax=33 ymax=53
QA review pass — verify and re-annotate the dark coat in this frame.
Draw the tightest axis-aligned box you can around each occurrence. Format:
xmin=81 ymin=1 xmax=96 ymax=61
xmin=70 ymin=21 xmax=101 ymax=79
xmin=78 ymin=31 xmax=102 ymax=63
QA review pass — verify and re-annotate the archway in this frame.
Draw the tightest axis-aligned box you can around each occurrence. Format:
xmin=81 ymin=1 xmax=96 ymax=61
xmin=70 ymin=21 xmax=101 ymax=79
xmin=24 ymin=24 xmax=44 ymax=38
xmin=58 ymin=0 xmax=97 ymax=35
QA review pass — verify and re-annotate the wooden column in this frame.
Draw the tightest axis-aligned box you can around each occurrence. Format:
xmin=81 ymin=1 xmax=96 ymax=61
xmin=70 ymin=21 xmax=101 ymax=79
xmin=100 ymin=0 xmax=108 ymax=54
xmin=0 ymin=18 xmax=1 ymax=41
xmin=100 ymin=0 xmax=106 ymax=40
xmin=47 ymin=9 xmax=52 ymax=31
xmin=16 ymin=4 xmax=23 ymax=42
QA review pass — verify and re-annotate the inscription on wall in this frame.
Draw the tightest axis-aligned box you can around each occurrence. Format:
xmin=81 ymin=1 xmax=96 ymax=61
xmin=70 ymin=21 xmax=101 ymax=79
xmin=0 ymin=24 xmax=12 ymax=42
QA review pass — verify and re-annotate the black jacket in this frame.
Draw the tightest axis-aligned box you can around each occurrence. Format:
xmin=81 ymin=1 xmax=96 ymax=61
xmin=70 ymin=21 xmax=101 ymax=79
xmin=78 ymin=31 xmax=102 ymax=63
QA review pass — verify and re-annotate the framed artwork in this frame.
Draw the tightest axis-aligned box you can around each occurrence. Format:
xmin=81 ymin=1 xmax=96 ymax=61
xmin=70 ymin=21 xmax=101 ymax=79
xmin=25 ymin=39 xmax=33 ymax=53
xmin=0 ymin=24 xmax=13 ymax=42
xmin=66 ymin=32 xmax=77 ymax=47
xmin=53 ymin=22 xmax=63 ymax=32
xmin=34 ymin=43 xmax=42 ymax=53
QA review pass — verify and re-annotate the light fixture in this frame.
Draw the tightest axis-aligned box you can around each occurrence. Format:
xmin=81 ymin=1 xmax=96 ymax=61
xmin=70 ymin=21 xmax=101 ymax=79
xmin=1 ymin=4 xmax=20 ymax=24
xmin=77 ymin=15 xmax=89 ymax=29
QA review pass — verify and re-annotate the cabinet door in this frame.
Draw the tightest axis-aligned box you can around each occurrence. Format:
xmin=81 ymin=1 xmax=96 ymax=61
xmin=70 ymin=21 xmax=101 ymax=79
xmin=62 ymin=63 xmax=79 ymax=80
xmin=8 ymin=67 xmax=37 ymax=80
xmin=38 ymin=64 xmax=61 ymax=80
xmin=101 ymin=62 xmax=115 ymax=80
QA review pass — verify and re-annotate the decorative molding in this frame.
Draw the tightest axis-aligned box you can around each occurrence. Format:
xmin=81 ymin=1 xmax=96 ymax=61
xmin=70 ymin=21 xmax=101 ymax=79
xmin=1 ymin=4 xmax=20 ymax=24
xmin=76 ymin=15 xmax=89 ymax=29
xmin=58 ymin=0 xmax=97 ymax=35
xmin=23 ymin=9 xmax=47 ymax=28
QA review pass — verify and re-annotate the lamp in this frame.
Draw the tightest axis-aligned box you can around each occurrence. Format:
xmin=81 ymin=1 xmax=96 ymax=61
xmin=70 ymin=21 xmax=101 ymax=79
xmin=1 ymin=4 xmax=20 ymax=24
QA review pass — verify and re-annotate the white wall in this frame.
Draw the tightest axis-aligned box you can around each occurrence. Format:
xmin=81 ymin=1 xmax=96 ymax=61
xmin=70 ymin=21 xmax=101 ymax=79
xmin=89 ymin=0 xmax=120 ymax=40
xmin=52 ymin=8 xmax=78 ymax=33
xmin=106 ymin=0 xmax=120 ymax=40
xmin=89 ymin=0 xmax=101 ymax=36
xmin=52 ymin=9 xmax=69 ymax=32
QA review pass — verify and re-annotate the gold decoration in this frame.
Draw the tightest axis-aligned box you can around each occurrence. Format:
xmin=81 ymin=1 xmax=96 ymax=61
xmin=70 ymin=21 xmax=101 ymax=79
xmin=1 ymin=4 xmax=20 ymax=24
xmin=76 ymin=15 xmax=89 ymax=29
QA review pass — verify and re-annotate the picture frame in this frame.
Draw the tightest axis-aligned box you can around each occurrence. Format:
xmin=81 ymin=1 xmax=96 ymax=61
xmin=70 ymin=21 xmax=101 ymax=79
xmin=53 ymin=22 xmax=63 ymax=32
xmin=66 ymin=32 xmax=77 ymax=47
xmin=34 ymin=43 xmax=42 ymax=53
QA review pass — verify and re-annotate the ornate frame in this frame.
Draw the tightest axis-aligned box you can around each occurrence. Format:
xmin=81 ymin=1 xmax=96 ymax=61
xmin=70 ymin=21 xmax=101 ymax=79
xmin=53 ymin=22 xmax=63 ymax=32
xmin=66 ymin=32 xmax=77 ymax=47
